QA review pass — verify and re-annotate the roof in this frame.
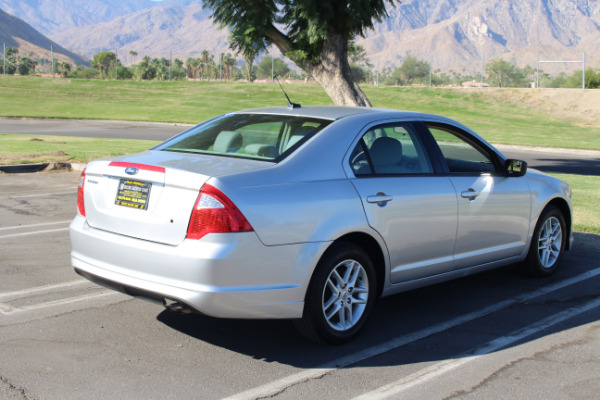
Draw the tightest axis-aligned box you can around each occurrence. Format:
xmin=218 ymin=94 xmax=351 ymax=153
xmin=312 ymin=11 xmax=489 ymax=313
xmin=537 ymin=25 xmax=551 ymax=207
xmin=231 ymin=105 xmax=385 ymax=120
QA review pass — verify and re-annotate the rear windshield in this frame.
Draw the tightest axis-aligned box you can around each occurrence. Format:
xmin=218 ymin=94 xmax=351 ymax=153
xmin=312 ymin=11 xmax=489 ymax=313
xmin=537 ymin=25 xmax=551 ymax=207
xmin=157 ymin=113 xmax=331 ymax=162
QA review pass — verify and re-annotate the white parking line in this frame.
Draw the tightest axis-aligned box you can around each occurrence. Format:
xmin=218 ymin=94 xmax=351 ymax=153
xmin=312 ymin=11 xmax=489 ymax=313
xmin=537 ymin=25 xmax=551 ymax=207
xmin=0 ymin=279 xmax=89 ymax=302
xmin=0 ymin=291 xmax=131 ymax=325
xmin=0 ymin=227 xmax=69 ymax=239
xmin=0 ymin=279 xmax=131 ymax=324
xmin=0 ymin=291 xmax=120 ymax=315
xmin=351 ymin=295 xmax=600 ymax=400
xmin=0 ymin=220 xmax=73 ymax=231
xmin=0 ymin=187 xmax=77 ymax=198
xmin=223 ymin=267 xmax=600 ymax=400
xmin=6 ymin=190 xmax=76 ymax=199
xmin=0 ymin=279 xmax=101 ymax=315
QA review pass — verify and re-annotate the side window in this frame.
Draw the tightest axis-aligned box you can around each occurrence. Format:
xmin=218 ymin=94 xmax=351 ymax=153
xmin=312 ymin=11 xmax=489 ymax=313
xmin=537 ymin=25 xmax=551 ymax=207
xmin=428 ymin=126 xmax=496 ymax=174
xmin=350 ymin=123 xmax=433 ymax=176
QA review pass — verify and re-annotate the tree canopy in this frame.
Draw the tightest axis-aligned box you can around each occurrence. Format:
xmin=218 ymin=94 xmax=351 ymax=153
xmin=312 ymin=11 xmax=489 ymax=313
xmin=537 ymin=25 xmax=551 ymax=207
xmin=256 ymin=56 xmax=290 ymax=79
xmin=202 ymin=0 xmax=400 ymax=106
xmin=393 ymin=55 xmax=430 ymax=85
xmin=485 ymin=59 xmax=528 ymax=88
xmin=92 ymin=51 xmax=117 ymax=78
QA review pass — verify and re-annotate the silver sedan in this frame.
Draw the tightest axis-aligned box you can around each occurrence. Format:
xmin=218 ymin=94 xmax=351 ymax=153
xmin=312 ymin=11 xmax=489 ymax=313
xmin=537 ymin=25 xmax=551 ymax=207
xmin=70 ymin=106 xmax=573 ymax=344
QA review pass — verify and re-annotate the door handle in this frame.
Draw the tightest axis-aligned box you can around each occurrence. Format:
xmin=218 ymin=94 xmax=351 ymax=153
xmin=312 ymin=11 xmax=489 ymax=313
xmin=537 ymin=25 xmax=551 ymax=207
xmin=367 ymin=192 xmax=393 ymax=206
xmin=461 ymin=189 xmax=480 ymax=199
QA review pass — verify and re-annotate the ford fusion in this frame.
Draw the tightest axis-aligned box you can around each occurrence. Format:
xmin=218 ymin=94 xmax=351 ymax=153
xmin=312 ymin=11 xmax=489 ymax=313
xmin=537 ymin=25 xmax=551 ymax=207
xmin=70 ymin=106 xmax=573 ymax=344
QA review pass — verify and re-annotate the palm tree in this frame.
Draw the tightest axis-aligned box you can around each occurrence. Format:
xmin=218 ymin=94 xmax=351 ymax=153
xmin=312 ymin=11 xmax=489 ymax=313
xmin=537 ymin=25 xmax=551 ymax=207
xmin=244 ymin=53 xmax=255 ymax=82
xmin=136 ymin=56 xmax=155 ymax=80
xmin=193 ymin=58 xmax=202 ymax=79
xmin=185 ymin=57 xmax=195 ymax=79
xmin=224 ymin=54 xmax=237 ymax=80
xmin=201 ymin=50 xmax=214 ymax=80
xmin=129 ymin=50 xmax=138 ymax=65
xmin=58 ymin=62 xmax=71 ymax=78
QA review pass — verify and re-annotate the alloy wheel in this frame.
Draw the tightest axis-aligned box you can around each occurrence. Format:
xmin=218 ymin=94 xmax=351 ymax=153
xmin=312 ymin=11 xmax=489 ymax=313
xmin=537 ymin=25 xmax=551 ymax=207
xmin=321 ymin=259 xmax=370 ymax=332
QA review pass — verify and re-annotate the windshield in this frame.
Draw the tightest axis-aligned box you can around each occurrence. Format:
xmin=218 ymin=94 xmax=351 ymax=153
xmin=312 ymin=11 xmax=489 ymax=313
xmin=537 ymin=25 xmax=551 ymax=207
xmin=157 ymin=113 xmax=332 ymax=162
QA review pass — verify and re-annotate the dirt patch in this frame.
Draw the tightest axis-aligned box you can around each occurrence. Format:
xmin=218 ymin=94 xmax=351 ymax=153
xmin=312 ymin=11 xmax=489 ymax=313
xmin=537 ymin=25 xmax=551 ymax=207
xmin=480 ymin=88 xmax=600 ymax=127
xmin=0 ymin=151 xmax=68 ymax=164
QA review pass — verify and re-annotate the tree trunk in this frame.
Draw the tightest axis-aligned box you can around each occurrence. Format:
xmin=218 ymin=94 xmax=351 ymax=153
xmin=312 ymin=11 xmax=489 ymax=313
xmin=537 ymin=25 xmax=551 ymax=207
xmin=308 ymin=32 xmax=372 ymax=107
xmin=265 ymin=28 xmax=371 ymax=107
xmin=244 ymin=56 xmax=253 ymax=82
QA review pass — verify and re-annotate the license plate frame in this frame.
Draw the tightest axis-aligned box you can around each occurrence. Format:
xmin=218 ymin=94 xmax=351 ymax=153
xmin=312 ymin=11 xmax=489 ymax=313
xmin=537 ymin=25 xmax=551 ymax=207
xmin=115 ymin=179 xmax=152 ymax=210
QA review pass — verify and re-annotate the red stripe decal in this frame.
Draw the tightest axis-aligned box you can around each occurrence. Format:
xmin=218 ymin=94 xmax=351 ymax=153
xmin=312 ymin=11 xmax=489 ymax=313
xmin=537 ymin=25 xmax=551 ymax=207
xmin=109 ymin=161 xmax=166 ymax=173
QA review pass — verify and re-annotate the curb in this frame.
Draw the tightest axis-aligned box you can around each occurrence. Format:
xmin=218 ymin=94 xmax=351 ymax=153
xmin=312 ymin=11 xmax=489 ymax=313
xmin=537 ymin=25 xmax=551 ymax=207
xmin=0 ymin=116 xmax=194 ymax=128
xmin=495 ymin=144 xmax=600 ymax=157
xmin=0 ymin=162 xmax=86 ymax=174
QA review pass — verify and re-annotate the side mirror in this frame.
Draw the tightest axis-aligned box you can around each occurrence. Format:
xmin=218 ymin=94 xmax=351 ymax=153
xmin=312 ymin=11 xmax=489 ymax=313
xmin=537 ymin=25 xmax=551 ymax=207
xmin=506 ymin=159 xmax=527 ymax=177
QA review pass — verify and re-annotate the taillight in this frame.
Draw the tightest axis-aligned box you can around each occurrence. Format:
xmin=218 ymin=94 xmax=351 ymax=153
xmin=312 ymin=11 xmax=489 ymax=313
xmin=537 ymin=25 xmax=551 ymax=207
xmin=186 ymin=184 xmax=253 ymax=240
xmin=77 ymin=168 xmax=86 ymax=217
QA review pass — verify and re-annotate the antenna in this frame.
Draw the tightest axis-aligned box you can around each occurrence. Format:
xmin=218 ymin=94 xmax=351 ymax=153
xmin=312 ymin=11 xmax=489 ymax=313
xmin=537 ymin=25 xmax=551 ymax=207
xmin=274 ymin=76 xmax=301 ymax=109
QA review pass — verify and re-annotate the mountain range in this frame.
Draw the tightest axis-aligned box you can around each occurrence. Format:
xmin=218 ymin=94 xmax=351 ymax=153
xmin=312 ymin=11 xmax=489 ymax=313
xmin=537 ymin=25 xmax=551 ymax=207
xmin=1 ymin=0 xmax=599 ymax=73
xmin=0 ymin=7 xmax=88 ymax=66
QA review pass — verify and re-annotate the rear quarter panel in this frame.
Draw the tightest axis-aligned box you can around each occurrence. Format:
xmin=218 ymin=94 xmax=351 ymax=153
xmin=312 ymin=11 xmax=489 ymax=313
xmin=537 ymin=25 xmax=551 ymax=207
xmin=207 ymin=114 xmax=384 ymax=244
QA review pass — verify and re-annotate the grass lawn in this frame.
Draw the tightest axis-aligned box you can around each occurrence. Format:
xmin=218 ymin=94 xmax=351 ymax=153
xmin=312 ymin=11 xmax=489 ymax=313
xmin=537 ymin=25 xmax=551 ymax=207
xmin=0 ymin=134 xmax=158 ymax=165
xmin=1 ymin=76 xmax=598 ymax=233
xmin=0 ymin=77 xmax=331 ymax=123
xmin=552 ymin=173 xmax=600 ymax=235
xmin=1 ymin=76 xmax=600 ymax=150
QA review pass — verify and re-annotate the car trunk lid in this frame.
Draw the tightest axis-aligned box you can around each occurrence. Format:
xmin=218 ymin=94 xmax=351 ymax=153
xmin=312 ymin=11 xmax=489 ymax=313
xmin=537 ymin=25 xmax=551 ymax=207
xmin=82 ymin=151 xmax=272 ymax=246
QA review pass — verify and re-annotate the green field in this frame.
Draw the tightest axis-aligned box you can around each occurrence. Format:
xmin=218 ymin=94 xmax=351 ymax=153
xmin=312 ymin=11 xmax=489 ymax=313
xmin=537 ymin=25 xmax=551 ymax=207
xmin=1 ymin=76 xmax=598 ymax=234
xmin=2 ymin=76 xmax=600 ymax=150
xmin=554 ymin=173 xmax=600 ymax=234
xmin=0 ymin=134 xmax=158 ymax=164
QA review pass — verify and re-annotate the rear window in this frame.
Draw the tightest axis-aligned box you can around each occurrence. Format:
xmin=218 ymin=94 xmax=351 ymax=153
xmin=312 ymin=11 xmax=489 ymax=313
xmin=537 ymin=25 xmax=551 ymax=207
xmin=157 ymin=114 xmax=331 ymax=162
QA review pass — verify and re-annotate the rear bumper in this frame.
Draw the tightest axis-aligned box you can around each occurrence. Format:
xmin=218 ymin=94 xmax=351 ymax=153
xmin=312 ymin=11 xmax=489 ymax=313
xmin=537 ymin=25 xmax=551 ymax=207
xmin=70 ymin=216 xmax=327 ymax=319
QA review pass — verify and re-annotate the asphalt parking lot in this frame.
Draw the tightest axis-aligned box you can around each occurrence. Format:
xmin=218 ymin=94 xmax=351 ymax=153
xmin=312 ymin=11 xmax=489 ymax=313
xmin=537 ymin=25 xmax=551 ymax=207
xmin=1 ymin=171 xmax=600 ymax=400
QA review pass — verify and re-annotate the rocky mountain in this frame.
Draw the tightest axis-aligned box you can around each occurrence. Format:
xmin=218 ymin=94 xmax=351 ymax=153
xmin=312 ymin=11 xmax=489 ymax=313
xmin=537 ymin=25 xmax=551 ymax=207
xmin=0 ymin=8 xmax=88 ymax=66
xmin=49 ymin=2 xmax=228 ymax=65
xmin=359 ymin=0 xmax=600 ymax=73
xmin=0 ymin=0 xmax=162 ymax=35
xmin=2 ymin=0 xmax=599 ymax=72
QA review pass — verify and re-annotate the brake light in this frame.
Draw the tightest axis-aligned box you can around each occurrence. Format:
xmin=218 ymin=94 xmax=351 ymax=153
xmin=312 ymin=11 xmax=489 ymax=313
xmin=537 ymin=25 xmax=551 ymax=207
xmin=77 ymin=168 xmax=86 ymax=217
xmin=186 ymin=184 xmax=253 ymax=240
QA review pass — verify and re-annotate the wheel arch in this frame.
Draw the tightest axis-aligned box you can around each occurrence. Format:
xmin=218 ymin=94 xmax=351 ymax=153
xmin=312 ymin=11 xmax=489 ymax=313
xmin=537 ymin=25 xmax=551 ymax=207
xmin=330 ymin=232 xmax=387 ymax=297
xmin=546 ymin=197 xmax=573 ymax=251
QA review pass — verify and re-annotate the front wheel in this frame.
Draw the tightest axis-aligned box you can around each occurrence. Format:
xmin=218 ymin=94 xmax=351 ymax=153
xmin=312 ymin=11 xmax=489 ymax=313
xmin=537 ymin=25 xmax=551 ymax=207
xmin=523 ymin=205 xmax=566 ymax=277
xmin=294 ymin=242 xmax=377 ymax=344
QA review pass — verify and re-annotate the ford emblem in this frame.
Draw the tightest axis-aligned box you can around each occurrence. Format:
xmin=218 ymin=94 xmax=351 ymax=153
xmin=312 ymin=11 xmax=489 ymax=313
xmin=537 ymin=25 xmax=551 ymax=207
xmin=125 ymin=167 xmax=139 ymax=175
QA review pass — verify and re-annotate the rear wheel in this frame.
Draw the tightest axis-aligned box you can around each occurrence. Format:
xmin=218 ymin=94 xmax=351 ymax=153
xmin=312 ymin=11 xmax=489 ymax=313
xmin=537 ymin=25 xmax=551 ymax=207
xmin=523 ymin=205 xmax=566 ymax=277
xmin=294 ymin=242 xmax=376 ymax=344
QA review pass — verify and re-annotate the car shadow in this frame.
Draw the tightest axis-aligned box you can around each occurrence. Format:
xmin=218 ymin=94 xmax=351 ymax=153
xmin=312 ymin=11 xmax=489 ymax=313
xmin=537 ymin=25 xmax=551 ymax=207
xmin=156 ymin=245 xmax=600 ymax=370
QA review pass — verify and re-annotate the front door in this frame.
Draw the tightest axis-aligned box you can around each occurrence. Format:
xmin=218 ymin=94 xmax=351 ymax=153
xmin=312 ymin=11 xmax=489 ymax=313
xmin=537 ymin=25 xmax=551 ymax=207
xmin=426 ymin=124 xmax=531 ymax=269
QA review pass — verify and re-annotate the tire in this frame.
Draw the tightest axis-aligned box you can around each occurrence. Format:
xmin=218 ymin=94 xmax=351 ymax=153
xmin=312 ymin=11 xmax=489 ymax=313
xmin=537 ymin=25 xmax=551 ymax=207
xmin=294 ymin=242 xmax=377 ymax=344
xmin=523 ymin=205 xmax=566 ymax=277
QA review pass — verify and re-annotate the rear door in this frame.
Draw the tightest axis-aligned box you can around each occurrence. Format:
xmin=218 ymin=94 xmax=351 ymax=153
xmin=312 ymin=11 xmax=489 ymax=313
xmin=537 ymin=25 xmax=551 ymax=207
xmin=348 ymin=122 xmax=458 ymax=284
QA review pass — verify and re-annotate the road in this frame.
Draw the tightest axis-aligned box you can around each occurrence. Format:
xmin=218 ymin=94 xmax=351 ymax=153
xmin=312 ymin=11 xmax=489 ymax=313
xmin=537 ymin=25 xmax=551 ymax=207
xmin=2 ymin=117 xmax=600 ymax=175
xmin=0 ymin=172 xmax=599 ymax=400
xmin=0 ymin=118 xmax=190 ymax=141
xmin=1 ymin=119 xmax=600 ymax=399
